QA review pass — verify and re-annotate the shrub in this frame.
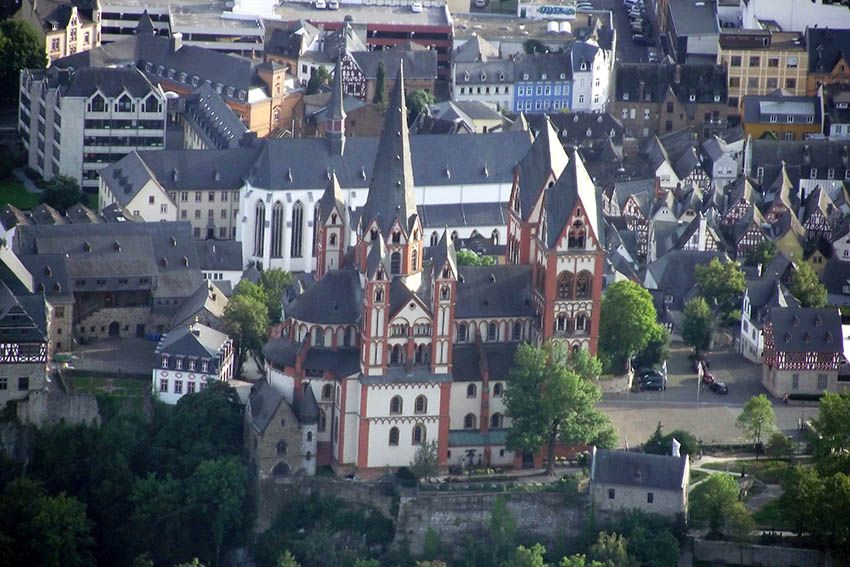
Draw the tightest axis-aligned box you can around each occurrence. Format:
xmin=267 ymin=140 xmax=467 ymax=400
xmin=395 ymin=467 xmax=417 ymax=488
xmin=766 ymin=432 xmax=794 ymax=459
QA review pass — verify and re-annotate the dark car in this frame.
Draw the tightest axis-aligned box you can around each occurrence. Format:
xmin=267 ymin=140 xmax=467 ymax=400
xmin=638 ymin=368 xmax=663 ymax=381
xmin=708 ymin=381 xmax=728 ymax=395
xmin=633 ymin=35 xmax=656 ymax=46
xmin=640 ymin=376 xmax=667 ymax=391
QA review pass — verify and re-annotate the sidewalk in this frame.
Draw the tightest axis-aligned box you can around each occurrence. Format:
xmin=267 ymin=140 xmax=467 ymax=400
xmin=12 ymin=167 xmax=41 ymax=194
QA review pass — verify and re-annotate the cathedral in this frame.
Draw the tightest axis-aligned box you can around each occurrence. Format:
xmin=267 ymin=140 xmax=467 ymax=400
xmin=253 ymin=63 xmax=605 ymax=476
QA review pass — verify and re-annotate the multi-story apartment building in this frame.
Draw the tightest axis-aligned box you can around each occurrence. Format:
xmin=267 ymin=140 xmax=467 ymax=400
xmin=717 ymin=29 xmax=808 ymax=109
xmin=14 ymin=0 xmax=100 ymax=64
xmin=612 ymin=63 xmax=729 ymax=140
xmin=18 ymin=65 xmax=166 ymax=192
xmin=741 ymin=92 xmax=822 ymax=141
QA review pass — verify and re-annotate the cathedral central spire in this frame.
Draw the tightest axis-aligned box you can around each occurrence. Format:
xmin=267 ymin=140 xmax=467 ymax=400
xmin=359 ymin=61 xmax=417 ymax=238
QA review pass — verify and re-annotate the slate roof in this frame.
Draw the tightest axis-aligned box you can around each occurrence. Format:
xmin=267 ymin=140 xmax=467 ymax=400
xmin=645 ymin=250 xmax=729 ymax=309
xmin=767 ymin=307 xmax=842 ymax=354
xmin=15 ymin=221 xmax=202 ymax=299
xmin=157 ymin=321 xmax=230 ymax=362
xmin=743 ymin=93 xmax=821 ymax=125
xmin=359 ymin=64 xmax=418 ymax=236
xmin=417 ymin=202 xmax=506 ymax=228
xmin=137 ymin=147 xmax=261 ymax=191
xmin=194 ymin=240 xmax=243 ymax=272
xmin=182 ymin=84 xmax=248 ymax=149
xmin=293 ymin=386 xmax=320 ymax=424
xmin=807 ymin=28 xmax=850 ymax=73
xmin=285 ymin=269 xmax=362 ymax=325
xmin=615 ymin=63 xmax=726 ymax=104
xmin=265 ymin=20 xmax=320 ymax=59
xmin=262 ymin=336 xmax=303 ymax=368
xmin=62 ymin=66 xmax=158 ymax=98
xmin=247 ymin=379 xmax=287 ymax=433
xmin=514 ymin=118 xmax=569 ymax=221
xmin=454 ymin=35 xmax=500 ymax=63
xmin=592 ymin=448 xmax=687 ymax=491
xmin=454 ymin=59 xmax=515 ymax=86
xmin=455 ymin=265 xmax=534 ymax=318
xmin=304 ymin=347 xmax=360 ymax=377
xmin=170 ymin=281 xmax=228 ymax=329
xmin=351 ymin=47 xmax=437 ymax=81
xmin=0 ymin=282 xmax=47 ymax=342
xmin=543 ymin=150 xmax=604 ymax=248
xmin=514 ymin=52 xmax=573 ymax=82
xmin=747 ymin=140 xmax=850 ymax=189
xmin=527 ymin=112 xmax=625 ymax=151
xmin=746 ymin=277 xmax=796 ymax=327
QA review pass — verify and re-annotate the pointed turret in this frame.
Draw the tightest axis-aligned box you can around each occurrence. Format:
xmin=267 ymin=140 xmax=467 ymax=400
xmin=324 ymin=58 xmax=346 ymax=155
xmin=315 ymin=172 xmax=347 ymax=278
xmin=135 ymin=11 xmax=155 ymax=36
xmin=431 ymin=229 xmax=457 ymax=279
xmin=359 ymin=61 xmax=417 ymax=238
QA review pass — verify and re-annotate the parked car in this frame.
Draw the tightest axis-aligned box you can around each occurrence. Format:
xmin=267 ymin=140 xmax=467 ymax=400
xmin=328 ymin=0 xmax=339 ymax=9
xmin=633 ymin=35 xmax=656 ymax=46
xmin=647 ymin=47 xmax=660 ymax=62
xmin=411 ymin=1 xmax=423 ymax=11
xmin=474 ymin=0 xmax=487 ymax=7
xmin=314 ymin=0 xmax=326 ymax=8
xmin=577 ymin=2 xmax=594 ymax=11
xmin=640 ymin=376 xmax=667 ymax=391
xmin=708 ymin=381 xmax=729 ymax=395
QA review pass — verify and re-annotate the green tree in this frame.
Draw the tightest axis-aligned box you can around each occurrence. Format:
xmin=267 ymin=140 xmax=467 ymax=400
xmin=790 ymin=261 xmax=827 ymax=308
xmin=812 ymin=390 xmax=850 ymax=475
xmin=186 ymin=457 xmax=246 ymax=566
xmin=259 ymin=268 xmax=293 ymax=324
xmin=305 ymin=66 xmax=331 ymax=95
xmin=523 ymin=39 xmax=548 ymax=53
xmin=0 ymin=478 xmax=94 ymax=567
xmin=625 ymin=526 xmax=678 ymax=567
xmin=780 ymin=466 xmax=823 ymax=536
xmin=0 ymin=20 xmax=47 ymax=105
xmin=501 ymin=543 xmax=546 ymax=567
xmin=736 ymin=394 xmax=776 ymax=457
xmin=682 ymin=297 xmax=714 ymax=355
xmin=129 ymin=473 xmax=187 ymax=566
xmin=407 ymin=88 xmax=436 ymax=122
xmin=223 ymin=292 xmax=269 ymax=377
xmin=744 ymin=240 xmax=776 ymax=270
xmin=815 ymin=472 xmax=850 ymax=552
xmin=151 ymin=382 xmax=243 ymax=478
xmin=599 ymin=281 xmax=660 ymax=371
xmin=726 ymin=502 xmax=756 ymax=565
xmin=689 ymin=473 xmax=740 ymax=534
xmin=589 ymin=532 xmax=632 ymax=567
xmin=643 ymin=423 xmax=699 ymax=457
xmin=694 ymin=257 xmax=745 ymax=316
xmin=409 ymin=440 xmax=439 ymax=483
xmin=40 ymin=175 xmax=86 ymax=211
xmin=505 ymin=343 xmax=616 ymax=475
xmin=456 ymin=248 xmax=496 ymax=266
xmin=374 ymin=62 xmax=386 ymax=104
xmin=560 ymin=555 xmax=604 ymax=567
xmin=632 ymin=324 xmax=670 ymax=370
xmin=278 ymin=550 xmax=300 ymax=567
xmin=766 ymin=431 xmax=793 ymax=459
xmin=353 ymin=560 xmax=380 ymax=567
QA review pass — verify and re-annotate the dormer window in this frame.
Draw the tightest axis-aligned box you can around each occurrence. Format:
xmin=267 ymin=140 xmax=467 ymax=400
xmin=480 ymin=72 xmax=486 ymax=81
xmin=116 ymin=94 xmax=133 ymax=112
xmin=370 ymin=228 xmax=378 ymax=241
xmin=623 ymin=92 xmax=630 ymax=100
xmin=89 ymin=94 xmax=105 ymax=112
xmin=523 ymin=73 xmax=529 ymax=80
xmin=499 ymin=72 xmax=505 ymax=80
xmin=770 ymin=115 xmax=778 ymax=123
xmin=580 ymin=62 xmax=587 ymax=71
xmin=787 ymin=115 xmax=794 ymax=123
xmin=689 ymin=94 xmax=696 ymax=102
xmin=541 ymin=73 xmax=547 ymax=80
xmin=714 ymin=95 xmax=721 ymax=102
xmin=560 ymin=73 xmax=566 ymax=80
xmin=179 ymin=72 xmax=187 ymax=82
xmin=464 ymin=71 xmax=470 ymax=82
xmin=227 ymin=86 xmax=235 ymax=97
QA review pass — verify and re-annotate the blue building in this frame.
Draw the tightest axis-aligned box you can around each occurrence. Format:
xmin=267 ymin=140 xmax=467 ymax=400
xmin=512 ymin=52 xmax=573 ymax=114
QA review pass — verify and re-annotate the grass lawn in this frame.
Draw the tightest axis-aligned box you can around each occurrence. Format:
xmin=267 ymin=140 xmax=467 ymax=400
xmin=701 ymin=459 xmax=807 ymax=484
xmin=753 ymin=498 xmax=793 ymax=531
xmin=690 ymin=469 xmax=709 ymax=483
xmin=68 ymin=375 xmax=149 ymax=398
xmin=0 ymin=178 xmax=38 ymax=209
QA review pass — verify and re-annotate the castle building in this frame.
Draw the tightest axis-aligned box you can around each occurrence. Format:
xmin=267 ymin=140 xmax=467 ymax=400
xmin=256 ymin=64 xmax=605 ymax=476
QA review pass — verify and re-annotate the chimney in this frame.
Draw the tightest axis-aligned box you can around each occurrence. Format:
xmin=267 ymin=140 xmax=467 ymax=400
xmin=638 ymin=80 xmax=646 ymax=102
xmin=170 ymin=32 xmax=183 ymax=53
xmin=674 ymin=64 xmax=681 ymax=84
xmin=802 ymin=144 xmax=811 ymax=165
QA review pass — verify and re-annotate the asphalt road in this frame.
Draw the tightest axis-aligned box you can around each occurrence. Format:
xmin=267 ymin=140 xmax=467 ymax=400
xmin=598 ymin=0 xmax=660 ymax=63
xmin=601 ymin=344 xmax=818 ymax=448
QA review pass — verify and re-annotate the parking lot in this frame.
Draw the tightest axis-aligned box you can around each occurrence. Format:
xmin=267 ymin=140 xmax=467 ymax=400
xmin=601 ymin=343 xmax=818 ymax=448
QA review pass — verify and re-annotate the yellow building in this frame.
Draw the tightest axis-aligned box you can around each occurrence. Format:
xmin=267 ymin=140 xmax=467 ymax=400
xmin=14 ymin=0 xmax=100 ymax=64
xmin=718 ymin=29 xmax=808 ymax=111
xmin=742 ymin=93 xmax=822 ymax=141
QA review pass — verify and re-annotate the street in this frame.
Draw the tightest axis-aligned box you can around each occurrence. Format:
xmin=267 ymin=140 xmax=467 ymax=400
xmin=602 ymin=344 xmax=818 ymax=448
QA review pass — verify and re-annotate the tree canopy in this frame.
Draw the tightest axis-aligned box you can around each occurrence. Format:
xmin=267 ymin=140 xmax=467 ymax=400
xmin=0 ymin=20 xmax=47 ymax=105
xmin=224 ymin=291 xmax=269 ymax=377
xmin=632 ymin=324 xmax=670 ymax=370
xmin=373 ymin=62 xmax=386 ymax=104
xmin=409 ymin=440 xmax=439 ymax=483
xmin=40 ymin=175 xmax=87 ymax=211
xmin=504 ymin=343 xmax=616 ymax=475
xmin=736 ymin=394 xmax=776 ymax=455
xmin=305 ymin=66 xmax=331 ymax=95
xmin=599 ymin=281 xmax=661 ymax=371
xmin=790 ymin=262 xmax=828 ymax=308
xmin=643 ymin=423 xmax=700 ymax=458
xmin=456 ymin=249 xmax=496 ymax=266
xmin=407 ymin=89 xmax=436 ymax=122
xmin=682 ymin=296 xmax=714 ymax=355
xmin=694 ymin=258 xmax=745 ymax=316
xmin=744 ymin=240 xmax=776 ymax=270
xmin=689 ymin=473 xmax=742 ymax=534
xmin=812 ymin=390 xmax=850 ymax=475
